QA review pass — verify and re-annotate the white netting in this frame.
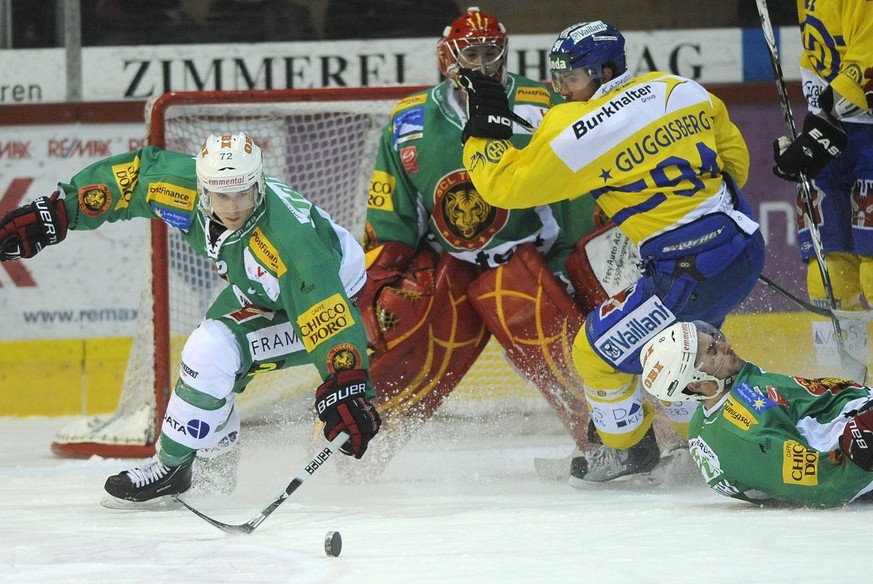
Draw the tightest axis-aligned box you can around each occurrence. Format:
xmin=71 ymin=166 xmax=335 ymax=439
xmin=52 ymin=90 xmax=545 ymax=457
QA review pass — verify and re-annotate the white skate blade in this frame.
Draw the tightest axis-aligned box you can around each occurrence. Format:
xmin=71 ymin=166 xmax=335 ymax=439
xmin=100 ymin=493 xmax=185 ymax=511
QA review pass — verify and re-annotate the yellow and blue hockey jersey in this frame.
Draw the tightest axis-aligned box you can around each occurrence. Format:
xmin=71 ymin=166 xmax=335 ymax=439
xmin=463 ymin=71 xmax=756 ymax=248
xmin=797 ymin=0 xmax=873 ymax=120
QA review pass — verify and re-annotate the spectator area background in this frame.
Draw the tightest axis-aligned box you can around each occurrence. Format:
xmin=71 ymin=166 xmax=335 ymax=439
xmin=6 ymin=0 xmax=796 ymax=48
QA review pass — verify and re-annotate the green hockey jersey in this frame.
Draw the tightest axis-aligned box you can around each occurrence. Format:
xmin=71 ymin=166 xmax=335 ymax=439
xmin=365 ymin=73 xmax=598 ymax=274
xmin=58 ymin=145 xmax=372 ymax=393
xmin=689 ymin=362 xmax=873 ymax=507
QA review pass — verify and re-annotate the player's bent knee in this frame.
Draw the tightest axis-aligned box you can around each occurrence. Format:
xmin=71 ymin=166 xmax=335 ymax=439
xmin=179 ymin=319 xmax=243 ymax=399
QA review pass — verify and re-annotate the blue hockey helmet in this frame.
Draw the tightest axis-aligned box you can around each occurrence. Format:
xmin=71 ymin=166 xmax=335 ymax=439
xmin=549 ymin=21 xmax=627 ymax=90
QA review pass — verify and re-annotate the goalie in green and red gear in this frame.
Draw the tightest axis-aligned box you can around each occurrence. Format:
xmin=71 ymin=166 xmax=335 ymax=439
xmin=349 ymin=7 xmax=644 ymax=479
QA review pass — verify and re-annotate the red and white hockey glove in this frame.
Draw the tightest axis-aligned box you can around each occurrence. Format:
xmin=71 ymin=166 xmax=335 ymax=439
xmin=0 ymin=191 xmax=68 ymax=261
xmin=314 ymin=369 xmax=381 ymax=459
xmin=841 ymin=400 xmax=873 ymax=471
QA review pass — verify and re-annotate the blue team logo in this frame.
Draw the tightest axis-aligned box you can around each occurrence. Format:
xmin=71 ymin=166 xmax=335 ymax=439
xmin=393 ymin=107 xmax=424 ymax=146
xmin=186 ymin=419 xmax=211 ymax=439
xmin=733 ymin=382 xmax=776 ymax=413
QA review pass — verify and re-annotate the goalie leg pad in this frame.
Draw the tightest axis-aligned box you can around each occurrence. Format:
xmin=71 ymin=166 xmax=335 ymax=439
xmin=469 ymin=243 xmax=592 ymax=449
xmin=566 ymin=222 xmax=642 ymax=313
xmin=370 ymin=252 xmax=489 ymax=424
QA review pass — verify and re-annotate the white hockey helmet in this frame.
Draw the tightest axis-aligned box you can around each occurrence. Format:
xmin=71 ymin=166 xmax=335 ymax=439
xmin=196 ymin=132 xmax=265 ymax=216
xmin=639 ymin=321 xmax=727 ymax=402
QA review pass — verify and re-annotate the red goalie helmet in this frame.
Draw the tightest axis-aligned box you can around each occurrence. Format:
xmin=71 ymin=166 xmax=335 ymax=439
xmin=437 ymin=6 xmax=507 ymax=81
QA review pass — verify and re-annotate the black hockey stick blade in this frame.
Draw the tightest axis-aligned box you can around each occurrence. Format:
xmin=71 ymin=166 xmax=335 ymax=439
xmin=174 ymin=431 xmax=349 ymax=535
xmin=757 ymin=274 xmax=831 ymax=318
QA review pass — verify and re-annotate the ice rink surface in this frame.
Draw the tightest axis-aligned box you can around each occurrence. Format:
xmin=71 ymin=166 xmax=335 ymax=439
xmin=1 ymin=411 xmax=870 ymax=584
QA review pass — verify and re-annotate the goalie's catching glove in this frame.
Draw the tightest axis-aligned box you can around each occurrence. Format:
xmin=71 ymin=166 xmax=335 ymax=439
xmin=772 ymin=112 xmax=847 ymax=182
xmin=0 ymin=191 xmax=68 ymax=261
xmin=457 ymin=67 xmax=514 ymax=143
xmin=314 ymin=369 xmax=381 ymax=459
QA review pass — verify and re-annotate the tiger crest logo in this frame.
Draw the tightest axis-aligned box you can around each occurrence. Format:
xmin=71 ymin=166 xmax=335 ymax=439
xmin=431 ymin=169 xmax=507 ymax=249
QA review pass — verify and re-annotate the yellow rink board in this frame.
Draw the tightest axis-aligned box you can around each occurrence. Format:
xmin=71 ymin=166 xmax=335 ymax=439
xmin=1 ymin=312 xmax=870 ymax=417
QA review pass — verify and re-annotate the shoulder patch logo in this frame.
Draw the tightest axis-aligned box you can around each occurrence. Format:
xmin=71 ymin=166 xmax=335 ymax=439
xmin=326 ymin=342 xmax=362 ymax=376
xmin=78 ymin=184 xmax=112 ymax=217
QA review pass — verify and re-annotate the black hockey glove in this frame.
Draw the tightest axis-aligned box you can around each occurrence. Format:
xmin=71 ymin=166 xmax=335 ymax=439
xmin=314 ymin=369 xmax=381 ymax=459
xmin=0 ymin=191 xmax=68 ymax=261
xmin=772 ymin=112 xmax=847 ymax=182
xmin=457 ymin=67 xmax=514 ymax=143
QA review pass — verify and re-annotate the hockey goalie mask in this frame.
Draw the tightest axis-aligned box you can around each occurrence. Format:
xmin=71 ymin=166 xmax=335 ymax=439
xmin=549 ymin=21 xmax=626 ymax=96
xmin=196 ymin=132 xmax=266 ymax=229
xmin=639 ymin=321 xmax=728 ymax=402
xmin=437 ymin=6 xmax=508 ymax=86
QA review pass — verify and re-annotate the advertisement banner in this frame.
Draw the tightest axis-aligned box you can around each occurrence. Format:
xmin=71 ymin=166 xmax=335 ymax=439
xmin=0 ymin=28 xmax=801 ymax=104
xmin=0 ymin=124 xmax=147 ymax=340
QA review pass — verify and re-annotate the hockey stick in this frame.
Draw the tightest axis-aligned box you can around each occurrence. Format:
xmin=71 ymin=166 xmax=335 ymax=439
xmin=758 ymin=274 xmax=873 ymax=321
xmin=753 ymin=0 xmax=867 ymax=382
xmin=174 ymin=431 xmax=349 ymax=535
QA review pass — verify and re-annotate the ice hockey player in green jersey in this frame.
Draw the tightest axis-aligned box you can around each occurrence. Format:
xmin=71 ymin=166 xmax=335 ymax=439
xmin=0 ymin=132 xmax=381 ymax=507
xmin=640 ymin=321 xmax=873 ymax=507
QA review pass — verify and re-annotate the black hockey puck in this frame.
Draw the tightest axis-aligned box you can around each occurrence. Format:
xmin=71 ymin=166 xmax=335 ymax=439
xmin=324 ymin=530 xmax=342 ymax=557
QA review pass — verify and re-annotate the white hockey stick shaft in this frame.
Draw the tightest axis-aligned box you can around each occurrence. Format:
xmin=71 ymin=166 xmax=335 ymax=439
xmin=754 ymin=0 xmax=867 ymax=382
xmin=175 ymin=431 xmax=349 ymax=535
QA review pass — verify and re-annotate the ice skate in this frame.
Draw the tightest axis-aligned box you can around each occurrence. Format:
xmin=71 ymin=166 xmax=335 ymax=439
xmin=568 ymin=426 xmax=660 ymax=486
xmin=102 ymin=455 xmax=193 ymax=509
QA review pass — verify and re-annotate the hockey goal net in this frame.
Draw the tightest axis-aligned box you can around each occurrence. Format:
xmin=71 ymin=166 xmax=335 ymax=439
xmin=50 ymin=87 xmax=548 ymax=459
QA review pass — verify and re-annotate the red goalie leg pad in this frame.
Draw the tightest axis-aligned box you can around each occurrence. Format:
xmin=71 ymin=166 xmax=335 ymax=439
xmin=370 ymin=252 xmax=489 ymax=427
xmin=566 ymin=222 xmax=641 ymax=313
xmin=841 ymin=402 xmax=873 ymax=471
xmin=468 ymin=244 xmax=591 ymax=450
